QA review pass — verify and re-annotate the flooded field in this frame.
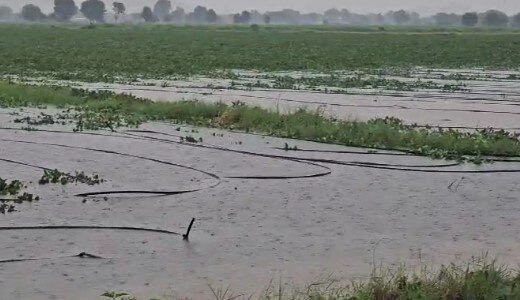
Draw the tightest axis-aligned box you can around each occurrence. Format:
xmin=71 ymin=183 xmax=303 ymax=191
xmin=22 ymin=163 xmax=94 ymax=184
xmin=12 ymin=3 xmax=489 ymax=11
xmin=27 ymin=68 xmax=519 ymax=132
xmin=1 ymin=67 xmax=519 ymax=299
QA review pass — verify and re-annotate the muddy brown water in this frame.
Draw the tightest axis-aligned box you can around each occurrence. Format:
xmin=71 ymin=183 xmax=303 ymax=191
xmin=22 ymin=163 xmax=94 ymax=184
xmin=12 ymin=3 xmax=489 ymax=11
xmin=0 ymin=114 xmax=519 ymax=299
xmin=1 ymin=70 xmax=520 ymax=299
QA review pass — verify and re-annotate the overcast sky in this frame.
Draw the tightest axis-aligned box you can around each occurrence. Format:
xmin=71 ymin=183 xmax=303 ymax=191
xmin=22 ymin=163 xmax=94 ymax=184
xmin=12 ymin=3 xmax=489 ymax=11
xmin=0 ymin=0 xmax=518 ymax=15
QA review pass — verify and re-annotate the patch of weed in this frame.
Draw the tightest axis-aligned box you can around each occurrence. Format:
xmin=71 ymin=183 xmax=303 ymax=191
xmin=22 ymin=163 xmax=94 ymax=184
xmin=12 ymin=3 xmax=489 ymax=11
xmin=39 ymin=169 xmax=104 ymax=186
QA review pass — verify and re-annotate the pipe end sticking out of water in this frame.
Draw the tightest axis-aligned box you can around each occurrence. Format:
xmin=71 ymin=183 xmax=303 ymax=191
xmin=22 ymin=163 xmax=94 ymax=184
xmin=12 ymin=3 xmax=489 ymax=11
xmin=183 ymin=218 xmax=196 ymax=241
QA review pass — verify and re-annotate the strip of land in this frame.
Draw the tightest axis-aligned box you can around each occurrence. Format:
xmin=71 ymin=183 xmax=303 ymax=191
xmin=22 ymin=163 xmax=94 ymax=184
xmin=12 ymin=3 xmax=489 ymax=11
xmin=1 ymin=81 xmax=519 ymax=162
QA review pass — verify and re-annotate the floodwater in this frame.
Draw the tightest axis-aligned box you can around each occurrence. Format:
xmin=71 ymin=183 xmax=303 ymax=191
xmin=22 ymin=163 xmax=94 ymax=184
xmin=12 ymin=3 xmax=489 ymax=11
xmin=1 ymin=121 xmax=519 ymax=299
xmin=0 ymin=69 xmax=519 ymax=299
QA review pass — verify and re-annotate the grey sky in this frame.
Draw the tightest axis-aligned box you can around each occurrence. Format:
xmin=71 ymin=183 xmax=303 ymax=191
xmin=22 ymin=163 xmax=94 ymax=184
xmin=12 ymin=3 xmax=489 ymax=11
xmin=0 ymin=0 xmax=518 ymax=15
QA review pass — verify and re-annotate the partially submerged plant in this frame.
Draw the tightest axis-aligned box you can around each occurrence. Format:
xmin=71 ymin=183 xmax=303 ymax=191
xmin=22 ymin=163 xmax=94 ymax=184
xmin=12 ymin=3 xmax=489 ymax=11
xmin=283 ymin=143 xmax=298 ymax=151
xmin=0 ymin=177 xmax=40 ymax=212
xmin=39 ymin=169 xmax=104 ymax=186
xmin=39 ymin=169 xmax=69 ymax=185
xmin=16 ymin=192 xmax=38 ymax=202
xmin=181 ymin=135 xmax=200 ymax=143
xmin=0 ymin=178 xmax=24 ymax=196
xmin=73 ymin=104 xmax=143 ymax=132
xmin=0 ymin=203 xmax=16 ymax=214
xmin=74 ymin=171 xmax=103 ymax=185
xmin=13 ymin=112 xmax=56 ymax=126
xmin=101 ymin=291 xmax=136 ymax=300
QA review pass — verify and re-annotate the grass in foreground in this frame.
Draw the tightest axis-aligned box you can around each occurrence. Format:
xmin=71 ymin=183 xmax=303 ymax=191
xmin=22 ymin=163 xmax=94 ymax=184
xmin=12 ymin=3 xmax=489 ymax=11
xmin=102 ymin=257 xmax=520 ymax=299
xmin=1 ymin=25 xmax=520 ymax=81
xmin=1 ymin=81 xmax=519 ymax=161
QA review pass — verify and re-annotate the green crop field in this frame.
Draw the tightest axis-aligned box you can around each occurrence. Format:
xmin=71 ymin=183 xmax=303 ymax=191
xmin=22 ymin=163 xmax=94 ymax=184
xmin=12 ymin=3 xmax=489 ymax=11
xmin=1 ymin=25 xmax=520 ymax=81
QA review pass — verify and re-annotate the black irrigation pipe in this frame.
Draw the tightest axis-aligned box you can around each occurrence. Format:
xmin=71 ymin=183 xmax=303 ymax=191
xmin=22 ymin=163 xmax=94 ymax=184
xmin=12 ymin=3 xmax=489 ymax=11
xmin=1 ymin=127 xmax=519 ymax=265
xmin=139 ymin=87 xmax=520 ymax=115
xmin=127 ymin=130 xmax=520 ymax=174
xmin=95 ymin=86 xmax=520 ymax=117
xmin=274 ymin=147 xmax=520 ymax=163
xmin=114 ymin=85 xmax=433 ymax=103
xmin=2 ymin=127 xmax=520 ymax=179
xmin=0 ymin=225 xmax=180 ymax=235
xmin=0 ymin=138 xmax=222 ymax=197
xmin=0 ymin=252 xmax=105 ymax=264
xmin=0 ymin=129 xmax=321 ymax=264
xmin=24 ymin=78 xmax=520 ymax=106
xmin=295 ymin=157 xmax=461 ymax=168
xmin=285 ymin=157 xmax=520 ymax=173
xmin=100 ymin=86 xmax=410 ymax=109
xmin=272 ymin=147 xmax=413 ymax=156
xmin=0 ymin=222 xmax=196 ymax=264
xmin=130 ymin=130 xmax=457 ymax=168
xmin=215 ymin=128 xmax=519 ymax=159
xmin=122 ymin=130 xmax=332 ymax=179
xmin=411 ymin=125 xmax=520 ymax=131
xmin=0 ymin=127 xmax=332 ymax=181
xmin=112 ymin=84 xmax=520 ymax=107
xmin=0 ymin=157 xmax=50 ymax=172
xmin=221 ymin=92 xmax=520 ymax=115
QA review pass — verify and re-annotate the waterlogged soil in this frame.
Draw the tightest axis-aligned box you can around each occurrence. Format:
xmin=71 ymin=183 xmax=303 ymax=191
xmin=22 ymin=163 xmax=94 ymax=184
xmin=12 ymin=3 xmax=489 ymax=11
xmin=0 ymin=109 xmax=519 ymax=299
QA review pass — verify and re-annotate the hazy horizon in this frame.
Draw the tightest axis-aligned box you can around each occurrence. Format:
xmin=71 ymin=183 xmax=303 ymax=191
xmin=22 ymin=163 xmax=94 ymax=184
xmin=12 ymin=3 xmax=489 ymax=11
xmin=0 ymin=0 xmax=518 ymax=15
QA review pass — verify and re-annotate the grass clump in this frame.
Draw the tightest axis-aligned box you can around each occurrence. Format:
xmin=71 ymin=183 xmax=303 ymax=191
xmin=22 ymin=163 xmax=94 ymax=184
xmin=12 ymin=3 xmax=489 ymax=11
xmin=101 ymin=257 xmax=520 ymax=299
xmin=1 ymin=81 xmax=519 ymax=162
xmin=344 ymin=258 xmax=520 ymax=300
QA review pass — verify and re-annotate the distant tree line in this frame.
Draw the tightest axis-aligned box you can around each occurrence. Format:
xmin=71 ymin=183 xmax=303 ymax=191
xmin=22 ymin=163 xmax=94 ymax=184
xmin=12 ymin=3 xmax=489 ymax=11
xmin=1 ymin=0 xmax=520 ymax=28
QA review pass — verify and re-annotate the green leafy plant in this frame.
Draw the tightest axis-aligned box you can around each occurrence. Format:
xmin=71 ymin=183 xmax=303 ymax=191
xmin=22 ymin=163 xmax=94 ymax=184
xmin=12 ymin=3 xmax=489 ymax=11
xmin=0 ymin=178 xmax=24 ymax=196
xmin=39 ymin=169 xmax=69 ymax=185
xmin=0 ymin=177 xmax=40 ymax=212
xmin=39 ymin=169 xmax=103 ymax=186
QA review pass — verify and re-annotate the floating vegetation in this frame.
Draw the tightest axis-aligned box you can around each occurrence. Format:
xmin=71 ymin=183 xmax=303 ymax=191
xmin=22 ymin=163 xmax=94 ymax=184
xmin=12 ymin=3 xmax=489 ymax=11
xmin=0 ymin=178 xmax=24 ymax=196
xmin=181 ymin=135 xmax=202 ymax=143
xmin=283 ymin=143 xmax=299 ymax=151
xmin=39 ymin=169 xmax=104 ymax=186
xmin=0 ymin=177 xmax=39 ymax=213
xmin=269 ymin=74 xmax=467 ymax=92
xmin=20 ymin=126 xmax=37 ymax=131
xmin=0 ymin=203 xmax=16 ymax=214
xmin=13 ymin=113 xmax=56 ymax=126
